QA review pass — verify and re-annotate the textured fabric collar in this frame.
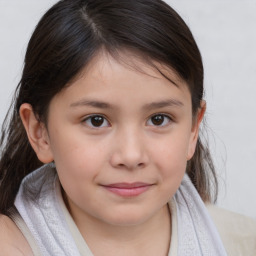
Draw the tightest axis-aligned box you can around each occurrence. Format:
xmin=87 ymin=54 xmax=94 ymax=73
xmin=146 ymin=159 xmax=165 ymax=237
xmin=15 ymin=164 xmax=227 ymax=256
xmin=174 ymin=174 xmax=227 ymax=255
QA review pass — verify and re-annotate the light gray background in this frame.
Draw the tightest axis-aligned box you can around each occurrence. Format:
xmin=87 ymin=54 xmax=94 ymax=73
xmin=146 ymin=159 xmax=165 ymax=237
xmin=0 ymin=1 xmax=255 ymax=218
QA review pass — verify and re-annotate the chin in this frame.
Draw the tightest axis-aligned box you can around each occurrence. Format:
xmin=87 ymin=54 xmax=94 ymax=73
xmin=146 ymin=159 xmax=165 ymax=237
xmin=101 ymin=209 xmax=155 ymax=227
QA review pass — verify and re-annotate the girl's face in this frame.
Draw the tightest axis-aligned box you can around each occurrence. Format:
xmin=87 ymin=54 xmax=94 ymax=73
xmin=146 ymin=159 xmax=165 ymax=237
xmin=38 ymin=53 xmax=202 ymax=226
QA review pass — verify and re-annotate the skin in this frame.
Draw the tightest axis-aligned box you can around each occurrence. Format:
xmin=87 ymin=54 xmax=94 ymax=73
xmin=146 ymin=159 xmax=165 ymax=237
xmin=17 ymin=52 xmax=205 ymax=255
xmin=0 ymin=215 xmax=33 ymax=255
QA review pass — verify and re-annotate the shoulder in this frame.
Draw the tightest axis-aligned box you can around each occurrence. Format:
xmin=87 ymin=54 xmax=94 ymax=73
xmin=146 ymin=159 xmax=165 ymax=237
xmin=206 ymin=204 xmax=256 ymax=256
xmin=0 ymin=214 xmax=33 ymax=256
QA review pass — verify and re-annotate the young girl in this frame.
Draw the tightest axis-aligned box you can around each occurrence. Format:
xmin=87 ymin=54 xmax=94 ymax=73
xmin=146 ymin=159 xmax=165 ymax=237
xmin=0 ymin=0 xmax=255 ymax=255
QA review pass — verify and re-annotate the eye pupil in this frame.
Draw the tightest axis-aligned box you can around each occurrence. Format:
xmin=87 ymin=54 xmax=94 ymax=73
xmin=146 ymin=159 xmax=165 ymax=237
xmin=151 ymin=115 xmax=164 ymax=126
xmin=91 ymin=116 xmax=104 ymax=127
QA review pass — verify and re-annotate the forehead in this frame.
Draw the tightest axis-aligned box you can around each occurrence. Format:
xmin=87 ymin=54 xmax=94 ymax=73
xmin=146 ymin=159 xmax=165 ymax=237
xmin=54 ymin=51 xmax=191 ymax=107
xmin=111 ymin=50 xmax=180 ymax=76
xmin=75 ymin=50 xmax=188 ymax=87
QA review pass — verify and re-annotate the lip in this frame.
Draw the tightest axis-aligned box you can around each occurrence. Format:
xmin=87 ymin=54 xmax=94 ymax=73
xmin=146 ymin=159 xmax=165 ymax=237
xmin=101 ymin=182 xmax=153 ymax=197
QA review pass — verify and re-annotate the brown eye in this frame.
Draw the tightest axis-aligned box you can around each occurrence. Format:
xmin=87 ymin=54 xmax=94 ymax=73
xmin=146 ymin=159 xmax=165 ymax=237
xmin=84 ymin=115 xmax=110 ymax=128
xmin=147 ymin=114 xmax=171 ymax=126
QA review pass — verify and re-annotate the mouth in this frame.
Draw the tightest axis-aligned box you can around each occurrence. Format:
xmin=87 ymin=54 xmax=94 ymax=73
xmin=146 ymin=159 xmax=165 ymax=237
xmin=101 ymin=182 xmax=153 ymax=197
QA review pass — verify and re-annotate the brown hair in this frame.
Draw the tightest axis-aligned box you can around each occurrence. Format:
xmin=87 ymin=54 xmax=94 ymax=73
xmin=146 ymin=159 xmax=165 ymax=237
xmin=0 ymin=0 xmax=217 ymax=215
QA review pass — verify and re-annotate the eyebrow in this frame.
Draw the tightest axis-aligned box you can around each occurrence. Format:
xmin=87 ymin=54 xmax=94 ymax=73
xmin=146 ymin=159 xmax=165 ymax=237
xmin=143 ymin=99 xmax=184 ymax=110
xmin=70 ymin=98 xmax=184 ymax=110
xmin=70 ymin=99 xmax=113 ymax=109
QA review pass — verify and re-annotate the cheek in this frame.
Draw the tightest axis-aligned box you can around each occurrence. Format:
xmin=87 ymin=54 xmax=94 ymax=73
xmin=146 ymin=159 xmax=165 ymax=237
xmin=50 ymin=127 xmax=105 ymax=166
xmin=150 ymin=131 xmax=191 ymax=191
xmin=49 ymin=131 xmax=107 ymax=191
xmin=54 ymin=144 xmax=104 ymax=182
xmin=153 ymin=132 xmax=191 ymax=166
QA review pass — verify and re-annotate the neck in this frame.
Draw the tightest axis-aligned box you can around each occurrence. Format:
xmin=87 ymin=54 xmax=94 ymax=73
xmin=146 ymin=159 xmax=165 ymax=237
xmin=68 ymin=201 xmax=171 ymax=256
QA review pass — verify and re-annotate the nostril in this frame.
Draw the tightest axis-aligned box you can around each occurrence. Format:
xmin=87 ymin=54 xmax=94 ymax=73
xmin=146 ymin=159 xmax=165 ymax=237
xmin=109 ymin=146 xmax=149 ymax=170
xmin=116 ymin=162 xmax=145 ymax=170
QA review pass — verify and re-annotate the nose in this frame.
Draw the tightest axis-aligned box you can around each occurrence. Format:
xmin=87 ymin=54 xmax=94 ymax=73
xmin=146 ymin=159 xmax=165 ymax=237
xmin=109 ymin=128 xmax=149 ymax=170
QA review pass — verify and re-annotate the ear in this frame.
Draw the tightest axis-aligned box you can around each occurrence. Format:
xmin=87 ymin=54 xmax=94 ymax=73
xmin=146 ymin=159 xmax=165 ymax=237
xmin=19 ymin=103 xmax=54 ymax=163
xmin=187 ymin=100 xmax=206 ymax=160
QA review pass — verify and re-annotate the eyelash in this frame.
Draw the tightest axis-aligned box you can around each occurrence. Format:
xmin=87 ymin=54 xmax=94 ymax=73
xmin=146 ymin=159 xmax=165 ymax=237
xmin=82 ymin=113 xmax=173 ymax=128
xmin=82 ymin=115 xmax=110 ymax=128
xmin=146 ymin=114 xmax=172 ymax=127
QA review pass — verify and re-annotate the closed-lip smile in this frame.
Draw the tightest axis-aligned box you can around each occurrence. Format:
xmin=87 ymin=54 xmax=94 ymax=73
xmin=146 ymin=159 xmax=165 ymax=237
xmin=101 ymin=182 xmax=153 ymax=197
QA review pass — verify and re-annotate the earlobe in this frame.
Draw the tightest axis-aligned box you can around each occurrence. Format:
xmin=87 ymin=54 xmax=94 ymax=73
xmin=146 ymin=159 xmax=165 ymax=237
xmin=19 ymin=103 xmax=54 ymax=163
xmin=187 ymin=101 xmax=206 ymax=160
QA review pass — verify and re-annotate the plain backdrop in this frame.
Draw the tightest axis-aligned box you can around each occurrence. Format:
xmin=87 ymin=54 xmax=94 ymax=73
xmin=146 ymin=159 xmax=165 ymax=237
xmin=0 ymin=0 xmax=255 ymax=218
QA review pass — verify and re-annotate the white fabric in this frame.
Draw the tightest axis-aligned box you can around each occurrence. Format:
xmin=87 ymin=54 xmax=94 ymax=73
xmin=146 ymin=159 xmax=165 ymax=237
xmin=174 ymin=175 xmax=227 ymax=256
xmin=15 ymin=164 xmax=81 ymax=256
xmin=15 ymin=164 xmax=227 ymax=256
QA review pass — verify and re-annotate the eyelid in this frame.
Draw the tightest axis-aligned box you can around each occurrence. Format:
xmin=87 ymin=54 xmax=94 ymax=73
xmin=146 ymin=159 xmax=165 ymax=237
xmin=82 ymin=114 xmax=111 ymax=128
xmin=146 ymin=113 xmax=173 ymax=127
